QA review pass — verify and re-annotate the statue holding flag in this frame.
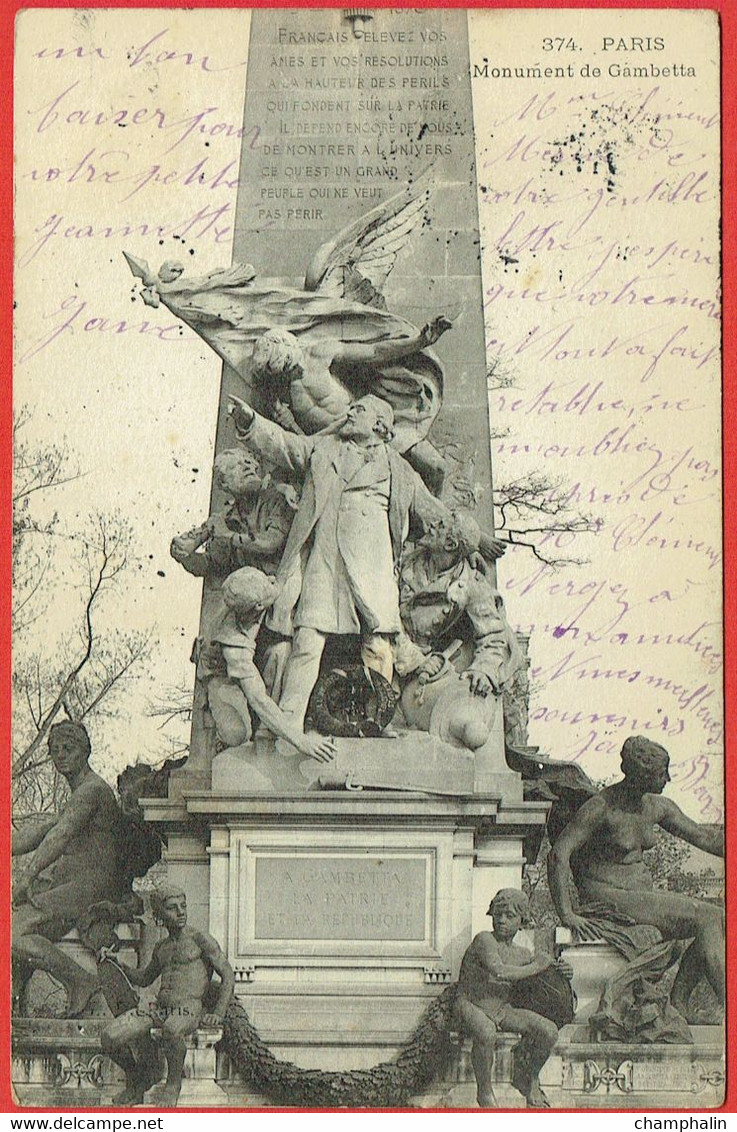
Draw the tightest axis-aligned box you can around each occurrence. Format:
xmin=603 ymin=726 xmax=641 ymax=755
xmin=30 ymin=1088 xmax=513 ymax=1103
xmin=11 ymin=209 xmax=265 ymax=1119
xmin=125 ymin=175 xmax=457 ymax=495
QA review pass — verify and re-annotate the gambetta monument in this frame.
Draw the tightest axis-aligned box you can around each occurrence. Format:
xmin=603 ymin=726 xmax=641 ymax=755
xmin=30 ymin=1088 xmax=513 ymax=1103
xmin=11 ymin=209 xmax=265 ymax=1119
xmin=133 ymin=7 xmax=548 ymax=1081
xmin=12 ymin=8 xmax=724 ymax=1110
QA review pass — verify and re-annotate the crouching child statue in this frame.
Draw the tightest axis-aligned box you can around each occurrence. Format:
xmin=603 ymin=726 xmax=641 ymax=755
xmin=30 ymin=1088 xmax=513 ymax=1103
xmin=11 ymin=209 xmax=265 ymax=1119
xmin=198 ymin=565 xmax=335 ymax=762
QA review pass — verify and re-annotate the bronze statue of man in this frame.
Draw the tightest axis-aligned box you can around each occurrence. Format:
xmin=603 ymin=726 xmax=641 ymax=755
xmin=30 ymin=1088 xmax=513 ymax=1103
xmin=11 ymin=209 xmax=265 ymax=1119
xmin=12 ymin=721 xmax=127 ymax=1017
xmin=100 ymin=883 xmax=235 ymax=1107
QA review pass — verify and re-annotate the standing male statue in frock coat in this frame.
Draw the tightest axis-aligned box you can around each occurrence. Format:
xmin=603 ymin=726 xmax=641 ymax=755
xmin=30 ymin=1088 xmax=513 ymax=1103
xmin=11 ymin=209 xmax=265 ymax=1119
xmin=229 ymin=393 xmax=447 ymax=728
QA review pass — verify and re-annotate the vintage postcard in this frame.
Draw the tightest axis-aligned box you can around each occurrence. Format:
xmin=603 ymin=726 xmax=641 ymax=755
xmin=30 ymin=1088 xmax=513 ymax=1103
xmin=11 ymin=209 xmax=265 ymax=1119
xmin=10 ymin=4 xmax=726 ymax=1112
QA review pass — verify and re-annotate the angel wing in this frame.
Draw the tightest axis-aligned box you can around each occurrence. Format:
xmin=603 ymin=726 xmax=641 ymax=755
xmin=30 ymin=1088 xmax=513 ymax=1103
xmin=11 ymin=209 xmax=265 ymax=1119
xmin=304 ymin=170 xmax=433 ymax=307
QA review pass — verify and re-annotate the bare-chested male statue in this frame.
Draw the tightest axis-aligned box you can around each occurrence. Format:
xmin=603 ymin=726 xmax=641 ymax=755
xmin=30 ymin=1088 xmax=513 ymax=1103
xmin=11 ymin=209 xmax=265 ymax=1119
xmin=100 ymin=884 xmax=235 ymax=1107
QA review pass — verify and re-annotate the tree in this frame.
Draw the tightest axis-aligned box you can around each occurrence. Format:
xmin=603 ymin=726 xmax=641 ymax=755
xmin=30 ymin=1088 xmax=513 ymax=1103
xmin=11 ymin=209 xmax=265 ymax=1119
xmin=493 ymin=472 xmax=601 ymax=568
xmin=486 ymin=359 xmax=601 ymax=568
xmin=147 ymin=679 xmax=193 ymax=763
xmin=644 ymin=828 xmax=723 ymax=899
xmin=12 ymin=410 xmax=153 ymax=819
xmin=12 ymin=406 xmax=79 ymax=635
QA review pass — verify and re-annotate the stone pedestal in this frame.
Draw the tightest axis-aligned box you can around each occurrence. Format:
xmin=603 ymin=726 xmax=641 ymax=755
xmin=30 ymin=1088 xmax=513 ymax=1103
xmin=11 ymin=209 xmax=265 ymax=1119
xmin=13 ymin=1019 xmax=229 ymax=1109
xmin=142 ymin=780 xmax=548 ymax=1072
xmin=542 ymin=933 xmax=726 ymax=1107
xmin=555 ymin=929 xmax=629 ymax=1024
xmin=147 ymin=1029 xmax=228 ymax=1107
xmin=429 ymin=1033 xmax=524 ymax=1110
xmin=12 ymin=1020 xmax=122 ymax=1108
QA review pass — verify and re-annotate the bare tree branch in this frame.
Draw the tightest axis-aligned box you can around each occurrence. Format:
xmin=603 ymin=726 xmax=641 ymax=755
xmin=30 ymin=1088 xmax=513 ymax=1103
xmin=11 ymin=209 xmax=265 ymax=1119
xmin=13 ymin=413 xmax=153 ymax=807
xmin=492 ymin=472 xmax=601 ymax=568
xmin=12 ymin=529 xmax=112 ymax=777
xmin=501 ymin=533 xmax=590 ymax=569
xmin=486 ymin=355 xmax=518 ymax=390
xmin=77 ymin=633 xmax=152 ymax=721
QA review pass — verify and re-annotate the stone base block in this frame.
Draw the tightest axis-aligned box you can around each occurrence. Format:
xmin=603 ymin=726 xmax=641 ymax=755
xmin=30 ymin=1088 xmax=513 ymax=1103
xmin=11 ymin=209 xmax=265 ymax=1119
xmin=539 ymin=1024 xmax=725 ymax=1109
xmin=432 ymin=1032 xmax=525 ymax=1109
xmin=141 ymin=1027 xmax=228 ymax=1107
xmin=12 ymin=1019 xmax=123 ymax=1107
xmin=212 ymin=734 xmax=479 ymax=796
xmin=236 ymin=987 xmax=447 ymax=1072
xmin=169 ymin=1028 xmax=227 ymax=1107
xmin=13 ymin=1019 xmax=228 ymax=1109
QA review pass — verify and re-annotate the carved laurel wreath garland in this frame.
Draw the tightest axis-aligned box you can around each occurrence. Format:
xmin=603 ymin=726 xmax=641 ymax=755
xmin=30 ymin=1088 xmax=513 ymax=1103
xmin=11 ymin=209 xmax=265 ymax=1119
xmin=222 ymin=984 xmax=458 ymax=1108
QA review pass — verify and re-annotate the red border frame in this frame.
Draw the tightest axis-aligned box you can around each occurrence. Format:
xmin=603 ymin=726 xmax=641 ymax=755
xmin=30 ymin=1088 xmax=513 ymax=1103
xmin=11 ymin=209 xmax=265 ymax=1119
xmin=2 ymin=0 xmax=733 ymax=1115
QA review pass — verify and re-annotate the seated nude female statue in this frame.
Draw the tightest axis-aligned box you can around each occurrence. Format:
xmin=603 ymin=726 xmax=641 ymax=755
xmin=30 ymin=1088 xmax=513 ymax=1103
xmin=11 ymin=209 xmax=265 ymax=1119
xmin=547 ymin=735 xmax=724 ymax=1019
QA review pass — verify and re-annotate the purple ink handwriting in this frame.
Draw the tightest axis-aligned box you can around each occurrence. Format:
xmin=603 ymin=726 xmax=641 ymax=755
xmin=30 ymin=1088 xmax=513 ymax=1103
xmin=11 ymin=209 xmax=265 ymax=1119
xmin=491 ymin=372 xmax=707 ymax=419
xmin=513 ymin=617 xmax=722 ymax=674
xmin=483 ymin=268 xmax=720 ymax=330
xmin=495 ymin=432 xmax=719 ymax=508
xmin=16 ymin=204 xmax=236 ymax=269
xmin=23 ymin=148 xmax=243 ymax=204
xmin=30 ymin=81 xmax=258 ymax=155
xmin=31 ymin=28 xmax=248 ymax=74
xmin=18 ymin=294 xmax=193 ymax=364
xmin=488 ymin=87 xmax=719 ymax=135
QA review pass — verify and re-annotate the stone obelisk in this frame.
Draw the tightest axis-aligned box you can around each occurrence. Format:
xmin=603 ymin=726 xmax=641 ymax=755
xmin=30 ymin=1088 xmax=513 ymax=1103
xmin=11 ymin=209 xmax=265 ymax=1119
xmin=147 ymin=9 xmax=548 ymax=1077
xmin=227 ymin=6 xmax=494 ymax=519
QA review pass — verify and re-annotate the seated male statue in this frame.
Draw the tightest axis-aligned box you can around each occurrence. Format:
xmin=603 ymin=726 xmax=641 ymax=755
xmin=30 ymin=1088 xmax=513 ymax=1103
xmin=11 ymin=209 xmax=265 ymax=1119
xmin=12 ymin=721 xmax=128 ymax=1017
xmin=100 ymin=883 xmax=235 ymax=1107
xmin=456 ymin=889 xmax=573 ymax=1108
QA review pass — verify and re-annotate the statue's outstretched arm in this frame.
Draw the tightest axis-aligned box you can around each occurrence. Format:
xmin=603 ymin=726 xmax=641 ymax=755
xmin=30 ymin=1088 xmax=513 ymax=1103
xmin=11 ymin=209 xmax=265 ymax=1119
xmin=117 ymin=947 xmax=162 ymax=988
xmin=658 ymin=796 xmax=724 ymax=857
xmin=12 ymin=816 xmax=57 ymax=856
xmin=220 ymin=644 xmax=334 ymax=763
xmin=332 ymin=316 xmax=452 ymax=369
xmin=230 ymin=396 xmax=313 ymax=481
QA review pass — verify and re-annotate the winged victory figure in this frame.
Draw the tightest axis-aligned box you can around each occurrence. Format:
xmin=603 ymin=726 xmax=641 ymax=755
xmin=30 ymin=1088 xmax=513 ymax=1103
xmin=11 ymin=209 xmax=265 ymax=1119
xmin=125 ymin=174 xmax=453 ymax=494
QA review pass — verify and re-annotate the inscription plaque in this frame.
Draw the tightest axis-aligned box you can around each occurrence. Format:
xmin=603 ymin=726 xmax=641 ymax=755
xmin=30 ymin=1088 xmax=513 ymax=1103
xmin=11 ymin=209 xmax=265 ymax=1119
xmin=229 ymin=7 xmax=495 ymax=529
xmin=254 ymin=855 xmax=427 ymax=941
